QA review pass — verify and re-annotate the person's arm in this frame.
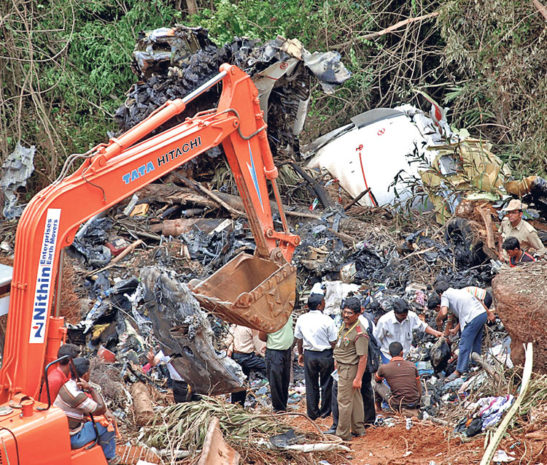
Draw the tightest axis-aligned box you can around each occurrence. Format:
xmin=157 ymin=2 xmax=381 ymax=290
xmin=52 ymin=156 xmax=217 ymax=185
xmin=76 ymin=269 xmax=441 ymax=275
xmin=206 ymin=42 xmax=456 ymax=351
xmin=498 ymin=221 xmax=507 ymax=260
xmin=258 ymin=330 xmax=268 ymax=343
xmin=436 ymin=306 xmax=448 ymax=331
xmin=353 ymin=331 xmax=369 ymax=389
xmin=416 ymin=377 xmax=422 ymax=401
xmin=78 ymin=378 xmax=106 ymax=415
xmin=425 ymin=325 xmax=443 ymax=338
xmin=528 ymin=230 xmax=546 ymax=256
xmin=252 ymin=329 xmax=266 ymax=356
xmin=296 ymin=338 xmax=304 ymax=366
xmin=444 ymin=314 xmax=455 ymax=337
xmin=449 ymin=321 xmax=461 ymax=336
xmin=375 ymin=366 xmax=384 ymax=384
xmin=225 ymin=326 xmax=235 ymax=357
xmin=327 ymin=319 xmax=338 ymax=348
xmin=478 ymin=300 xmax=496 ymax=322
xmin=353 ymin=353 xmax=367 ymax=390
xmin=414 ymin=312 xmax=441 ymax=338
xmin=373 ymin=320 xmax=385 ymax=345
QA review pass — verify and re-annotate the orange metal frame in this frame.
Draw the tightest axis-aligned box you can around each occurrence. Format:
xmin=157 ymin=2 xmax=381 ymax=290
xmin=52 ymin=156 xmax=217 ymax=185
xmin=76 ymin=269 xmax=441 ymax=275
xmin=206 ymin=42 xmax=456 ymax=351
xmin=0 ymin=64 xmax=299 ymax=464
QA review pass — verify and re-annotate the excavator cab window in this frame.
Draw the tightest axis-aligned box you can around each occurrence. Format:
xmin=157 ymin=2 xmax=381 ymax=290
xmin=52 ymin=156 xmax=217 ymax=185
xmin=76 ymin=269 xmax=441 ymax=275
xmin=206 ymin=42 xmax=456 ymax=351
xmin=0 ymin=264 xmax=13 ymax=368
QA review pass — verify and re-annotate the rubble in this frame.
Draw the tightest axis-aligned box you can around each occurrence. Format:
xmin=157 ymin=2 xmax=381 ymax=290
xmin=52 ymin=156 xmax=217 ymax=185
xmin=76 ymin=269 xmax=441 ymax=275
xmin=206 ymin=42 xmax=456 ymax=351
xmin=139 ymin=266 xmax=244 ymax=395
xmin=116 ymin=26 xmax=350 ymax=161
xmin=0 ymin=142 xmax=35 ymax=219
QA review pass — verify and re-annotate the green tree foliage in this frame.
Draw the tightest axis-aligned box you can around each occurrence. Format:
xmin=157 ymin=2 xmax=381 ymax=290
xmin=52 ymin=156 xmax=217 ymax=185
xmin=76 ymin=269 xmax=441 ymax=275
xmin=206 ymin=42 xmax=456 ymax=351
xmin=437 ymin=0 xmax=546 ymax=175
xmin=0 ymin=0 xmax=544 ymax=197
xmin=0 ymin=0 xmax=180 ymax=189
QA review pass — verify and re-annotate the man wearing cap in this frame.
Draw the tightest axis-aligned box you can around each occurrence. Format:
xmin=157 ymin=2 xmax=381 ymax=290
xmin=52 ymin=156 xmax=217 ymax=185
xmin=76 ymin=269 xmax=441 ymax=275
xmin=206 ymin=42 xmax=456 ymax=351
xmin=499 ymin=199 xmax=545 ymax=259
xmin=295 ymin=293 xmax=337 ymax=420
xmin=374 ymin=298 xmax=442 ymax=363
xmin=325 ymin=296 xmax=376 ymax=434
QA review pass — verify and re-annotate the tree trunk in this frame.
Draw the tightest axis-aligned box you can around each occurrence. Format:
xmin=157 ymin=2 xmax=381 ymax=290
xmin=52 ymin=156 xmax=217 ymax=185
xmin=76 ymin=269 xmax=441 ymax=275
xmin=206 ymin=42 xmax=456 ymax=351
xmin=186 ymin=0 xmax=198 ymax=15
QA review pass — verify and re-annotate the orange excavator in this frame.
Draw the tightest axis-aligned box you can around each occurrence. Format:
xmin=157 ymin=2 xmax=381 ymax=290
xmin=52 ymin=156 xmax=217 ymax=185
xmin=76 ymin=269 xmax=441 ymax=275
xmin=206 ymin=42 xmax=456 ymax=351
xmin=0 ymin=64 xmax=300 ymax=464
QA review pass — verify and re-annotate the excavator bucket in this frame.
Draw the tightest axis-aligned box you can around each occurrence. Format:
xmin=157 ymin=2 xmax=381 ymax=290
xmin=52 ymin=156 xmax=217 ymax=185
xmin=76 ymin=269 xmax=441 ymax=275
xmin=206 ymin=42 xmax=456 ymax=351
xmin=190 ymin=252 xmax=296 ymax=333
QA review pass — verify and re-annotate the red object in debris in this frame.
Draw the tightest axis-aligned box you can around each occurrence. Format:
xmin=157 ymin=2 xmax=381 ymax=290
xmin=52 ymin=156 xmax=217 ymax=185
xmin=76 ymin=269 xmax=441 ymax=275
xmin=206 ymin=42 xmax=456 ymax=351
xmin=97 ymin=346 xmax=116 ymax=363
xmin=105 ymin=238 xmax=129 ymax=257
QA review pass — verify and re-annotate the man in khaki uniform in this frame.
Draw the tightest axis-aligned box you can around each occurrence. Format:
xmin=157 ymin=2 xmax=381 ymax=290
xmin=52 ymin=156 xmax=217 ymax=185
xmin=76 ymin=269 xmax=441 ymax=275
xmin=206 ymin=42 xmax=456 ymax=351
xmin=499 ymin=199 xmax=545 ymax=259
xmin=333 ymin=299 xmax=368 ymax=441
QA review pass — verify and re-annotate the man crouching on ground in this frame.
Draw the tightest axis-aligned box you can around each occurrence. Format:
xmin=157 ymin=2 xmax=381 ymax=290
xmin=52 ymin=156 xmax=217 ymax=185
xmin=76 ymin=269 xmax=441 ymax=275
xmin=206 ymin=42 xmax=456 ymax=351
xmin=333 ymin=298 xmax=369 ymax=441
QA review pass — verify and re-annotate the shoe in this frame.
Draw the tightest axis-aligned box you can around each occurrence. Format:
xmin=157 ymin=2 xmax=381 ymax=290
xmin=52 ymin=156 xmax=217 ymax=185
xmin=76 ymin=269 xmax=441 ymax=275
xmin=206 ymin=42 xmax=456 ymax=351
xmin=352 ymin=431 xmax=366 ymax=438
xmin=444 ymin=372 xmax=460 ymax=383
xmin=320 ymin=411 xmax=332 ymax=419
xmin=323 ymin=426 xmax=337 ymax=434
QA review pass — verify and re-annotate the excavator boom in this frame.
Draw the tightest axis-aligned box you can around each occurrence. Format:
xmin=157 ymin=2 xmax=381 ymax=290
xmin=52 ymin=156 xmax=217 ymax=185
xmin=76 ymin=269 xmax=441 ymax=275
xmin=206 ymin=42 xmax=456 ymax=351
xmin=0 ymin=65 xmax=299 ymax=465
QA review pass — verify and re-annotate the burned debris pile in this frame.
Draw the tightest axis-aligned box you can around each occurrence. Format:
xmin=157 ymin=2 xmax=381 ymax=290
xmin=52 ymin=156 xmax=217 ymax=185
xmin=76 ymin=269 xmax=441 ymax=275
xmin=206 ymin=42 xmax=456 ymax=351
xmin=115 ymin=25 xmax=350 ymax=161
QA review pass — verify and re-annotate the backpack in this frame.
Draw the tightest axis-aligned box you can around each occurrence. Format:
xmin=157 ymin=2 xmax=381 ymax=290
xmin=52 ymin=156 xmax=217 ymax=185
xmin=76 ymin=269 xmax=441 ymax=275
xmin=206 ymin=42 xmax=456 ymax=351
xmin=362 ymin=315 xmax=381 ymax=373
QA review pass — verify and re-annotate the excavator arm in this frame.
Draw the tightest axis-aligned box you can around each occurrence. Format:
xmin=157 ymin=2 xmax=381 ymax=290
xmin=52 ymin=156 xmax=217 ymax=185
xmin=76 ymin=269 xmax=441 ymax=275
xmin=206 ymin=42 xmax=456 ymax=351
xmin=0 ymin=64 xmax=299 ymax=407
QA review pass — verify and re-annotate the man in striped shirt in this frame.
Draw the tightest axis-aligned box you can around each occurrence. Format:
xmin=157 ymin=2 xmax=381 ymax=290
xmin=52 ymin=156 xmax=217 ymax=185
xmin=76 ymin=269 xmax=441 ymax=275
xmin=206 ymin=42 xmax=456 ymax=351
xmin=464 ymin=286 xmax=493 ymax=309
xmin=54 ymin=358 xmax=118 ymax=464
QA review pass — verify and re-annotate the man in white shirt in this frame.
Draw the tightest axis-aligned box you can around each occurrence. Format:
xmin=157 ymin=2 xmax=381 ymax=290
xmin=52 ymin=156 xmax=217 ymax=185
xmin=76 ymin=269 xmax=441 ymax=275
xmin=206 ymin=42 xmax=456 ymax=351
xmin=374 ymin=298 xmax=442 ymax=363
xmin=295 ymin=293 xmax=338 ymax=420
xmin=429 ymin=281 xmax=495 ymax=381
xmin=146 ymin=350 xmax=201 ymax=403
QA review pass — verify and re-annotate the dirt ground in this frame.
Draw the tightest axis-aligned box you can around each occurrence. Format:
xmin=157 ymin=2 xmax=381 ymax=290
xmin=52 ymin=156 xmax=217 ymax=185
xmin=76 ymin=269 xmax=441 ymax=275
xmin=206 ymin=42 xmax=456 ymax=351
xmin=284 ymin=405 xmax=547 ymax=465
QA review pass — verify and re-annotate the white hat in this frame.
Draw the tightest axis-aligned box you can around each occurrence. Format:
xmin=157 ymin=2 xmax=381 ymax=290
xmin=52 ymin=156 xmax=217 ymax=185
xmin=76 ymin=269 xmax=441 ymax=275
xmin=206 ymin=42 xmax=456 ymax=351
xmin=503 ymin=199 xmax=526 ymax=212
xmin=310 ymin=282 xmax=325 ymax=296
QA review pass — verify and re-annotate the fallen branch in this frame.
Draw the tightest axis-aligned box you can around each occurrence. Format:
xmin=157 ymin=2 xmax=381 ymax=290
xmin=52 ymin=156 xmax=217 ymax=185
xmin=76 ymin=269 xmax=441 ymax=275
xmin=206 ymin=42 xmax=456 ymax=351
xmin=279 ymin=443 xmax=350 ymax=452
xmin=334 ymin=11 xmax=439 ymax=49
xmin=479 ymin=343 xmax=534 ymax=465
xmin=533 ymin=0 xmax=547 ymax=20
xmin=470 ymin=352 xmax=503 ymax=385
xmin=286 ymin=162 xmax=334 ymax=208
xmin=249 ymin=412 xmax=327 ymax=438
xmin=327 ymin=227 xmax=357 ymax=246
xmin=525 ymin=430 xmax=547 ymax=441
xmin=427 ymin=417 xmax=450 ymax=427
xmin=344 ymin=187 xmax=371 ymax=211
xmin=85 ymin=239 xmax=144 ymax=276
xmin=478 ymin=207 xmax=494 ymax=248
xmin=402 ymin=246 xmax=436 ymax=260
xmin=174 ymin=173 xmax=246 ymax=217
